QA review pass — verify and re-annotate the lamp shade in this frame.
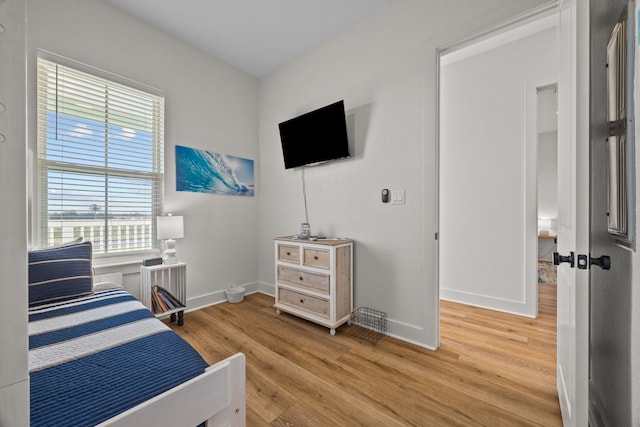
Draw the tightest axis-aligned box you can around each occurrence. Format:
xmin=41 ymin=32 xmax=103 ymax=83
xmin=537 ymin=218 xmax=552 ymax=230
xmin=157 ymin=215 xmax=184 ymax=240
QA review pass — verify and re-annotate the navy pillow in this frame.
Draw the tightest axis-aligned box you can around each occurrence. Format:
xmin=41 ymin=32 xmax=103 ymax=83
xmin=28 ymin=241 xmax=93 ymax=307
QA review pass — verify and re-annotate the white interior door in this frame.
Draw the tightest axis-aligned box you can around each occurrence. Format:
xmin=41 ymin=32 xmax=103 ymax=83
xmin=555 ymin=0 xmax=589 ymax=425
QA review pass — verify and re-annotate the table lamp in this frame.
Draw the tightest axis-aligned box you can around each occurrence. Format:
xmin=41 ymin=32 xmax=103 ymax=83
xmin=538 ymin=218 xmax=553 ymax=235
xmin=157 ymin=214 xmax=184 ymax=264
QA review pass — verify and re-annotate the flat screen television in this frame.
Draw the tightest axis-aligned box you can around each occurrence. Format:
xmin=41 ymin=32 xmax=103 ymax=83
xmin=278 ymin=100 xmax=350 ymax=169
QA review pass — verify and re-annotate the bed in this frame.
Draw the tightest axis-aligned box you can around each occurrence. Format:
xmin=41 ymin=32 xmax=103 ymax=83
xmin=28 ymin=241 xmax=245 ymax=427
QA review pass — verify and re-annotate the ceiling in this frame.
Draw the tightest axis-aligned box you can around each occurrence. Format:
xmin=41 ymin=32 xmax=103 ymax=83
xmin=104 ymin=0 xmax=393 ymax=78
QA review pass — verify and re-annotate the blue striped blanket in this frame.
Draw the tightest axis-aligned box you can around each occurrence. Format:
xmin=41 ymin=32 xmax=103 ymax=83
xmin=29 ymin=289 xmax=208 ymax=427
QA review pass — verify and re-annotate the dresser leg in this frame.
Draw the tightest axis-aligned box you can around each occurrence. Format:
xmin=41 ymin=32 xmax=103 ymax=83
xmin=330 ymin=328 xmax=336 ymax=336
xmin=276 ymin=309 xmax=281 ymax=315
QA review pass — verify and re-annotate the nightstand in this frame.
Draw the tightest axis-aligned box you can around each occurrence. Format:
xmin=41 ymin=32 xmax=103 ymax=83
xmin=140 ymin=262 xmax=187 ymax=326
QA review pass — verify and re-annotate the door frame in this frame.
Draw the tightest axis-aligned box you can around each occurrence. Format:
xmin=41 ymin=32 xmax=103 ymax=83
xmin=435 ymin=3 xmax=559 ymax=344
xmin=434 ymin=1 xmax=590 ymax=424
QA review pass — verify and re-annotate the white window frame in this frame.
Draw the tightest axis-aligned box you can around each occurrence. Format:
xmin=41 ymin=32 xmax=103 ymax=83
xmin=36 ymin=52 xmax=165 ymax=257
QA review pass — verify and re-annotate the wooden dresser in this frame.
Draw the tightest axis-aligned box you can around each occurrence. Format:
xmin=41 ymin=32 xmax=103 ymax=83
xmin=274 ymin=237 xmax=353 ymax=335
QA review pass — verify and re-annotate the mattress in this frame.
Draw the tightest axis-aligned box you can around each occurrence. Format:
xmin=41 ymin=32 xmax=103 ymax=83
xmin=29 ymin=288 xmax=208 ymax=426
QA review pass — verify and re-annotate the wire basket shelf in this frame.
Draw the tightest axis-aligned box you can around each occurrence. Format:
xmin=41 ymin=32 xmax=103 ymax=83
xmin=350 ymin=307 xmax=387 ymax=343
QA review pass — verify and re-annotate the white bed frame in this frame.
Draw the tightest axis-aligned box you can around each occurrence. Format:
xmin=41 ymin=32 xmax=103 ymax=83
xmin=98 ymin=353 xmax=246 ymax=427
xmin=92 ymin=273 xmax=246 ymax=427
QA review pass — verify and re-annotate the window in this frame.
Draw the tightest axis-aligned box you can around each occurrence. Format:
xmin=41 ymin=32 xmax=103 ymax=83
xmin=37 ymin=57 xmax=164 ymax=255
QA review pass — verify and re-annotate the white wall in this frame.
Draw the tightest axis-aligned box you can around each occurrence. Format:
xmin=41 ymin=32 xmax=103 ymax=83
xmin=439 ymin=26 xmax=557 ymax=316
xmin=538 ymin=131 xmax=558 ymax=222
xmin=0 ymin=1 xmax=29 ymax=425
xmin=538 ymin=130 xmax=557 ymax=262
xmin=26 ymin=0 xmax=259 ymax=307
xmin=537 ymin=84 xmax=559 ymax=227
xmin=537 ymin=86 xmax=558 ymax=262
xmin=258 ymin=0 xmax=551 ymax=348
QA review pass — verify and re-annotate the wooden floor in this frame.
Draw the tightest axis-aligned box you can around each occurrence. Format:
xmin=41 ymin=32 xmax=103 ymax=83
xmin=170 ymin=284 xmax=561 ymax=426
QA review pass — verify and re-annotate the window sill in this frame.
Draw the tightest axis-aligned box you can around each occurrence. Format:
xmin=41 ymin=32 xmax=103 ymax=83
xmin=93 ymin=250 xmax=161 ymax=270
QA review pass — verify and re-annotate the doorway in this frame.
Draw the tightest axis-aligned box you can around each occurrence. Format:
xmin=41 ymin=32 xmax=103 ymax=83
xmin=536 ymin=84 xmax=558 ymax=285
xmin=438 ymin=14 xmax=558 ymax=319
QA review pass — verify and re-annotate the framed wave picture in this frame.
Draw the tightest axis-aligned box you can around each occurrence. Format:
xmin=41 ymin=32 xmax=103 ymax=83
xmin=176 ymin=145 xmax=254 ymax=197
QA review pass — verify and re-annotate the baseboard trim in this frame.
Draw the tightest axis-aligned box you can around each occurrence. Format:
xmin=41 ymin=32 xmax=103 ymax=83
xmin=258 ymin=281 xmax=275 ymax=296
xmin=186 ymin=281 xmax=261 ymax=312
xmin=381 ymin=318 xmax=433 ymax=350
xmin=440 ymin=288 xmax=536 ymax=318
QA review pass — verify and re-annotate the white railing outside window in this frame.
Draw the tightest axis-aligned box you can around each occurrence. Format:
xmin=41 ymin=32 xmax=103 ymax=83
xmin=46 ymin=218 xmax=152 ymax=253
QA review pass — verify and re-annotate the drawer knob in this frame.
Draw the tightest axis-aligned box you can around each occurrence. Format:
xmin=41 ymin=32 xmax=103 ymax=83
xmin=299 ymin=299 xmax=304 ymax=303
xmin=299 ymin=276 xmax=304 ymax=281
xmin=313 ymin=255 xmax=318 ymax=260
xmin=286 ymin=252 xmax=291 ymax=256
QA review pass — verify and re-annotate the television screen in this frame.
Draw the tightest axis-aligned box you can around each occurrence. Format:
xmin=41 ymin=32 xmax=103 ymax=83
xmin=278 ymin=100 xmax=350 ymax=169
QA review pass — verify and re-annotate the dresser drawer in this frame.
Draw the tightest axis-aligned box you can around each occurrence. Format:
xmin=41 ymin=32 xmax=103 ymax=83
xmin=277 ymin=244 xmax=300 ymax=263
xmin=303 ymin=247 xmax=330 ymax=269
xmin=278 ymin=287 xmax=329 ymax=319
xmin=277 ymin=266 xmax=330 ymax=294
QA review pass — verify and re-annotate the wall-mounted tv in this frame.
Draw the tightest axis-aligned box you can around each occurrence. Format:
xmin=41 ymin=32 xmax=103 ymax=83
xmin=278 ymin=100 xmax=350 ymax=169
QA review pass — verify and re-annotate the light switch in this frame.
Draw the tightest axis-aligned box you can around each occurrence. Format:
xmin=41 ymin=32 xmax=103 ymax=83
xmin=391 ymin=190 xmax=405 ymax=205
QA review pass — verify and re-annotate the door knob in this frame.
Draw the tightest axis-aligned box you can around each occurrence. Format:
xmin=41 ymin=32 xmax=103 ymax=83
xmin=590 ymin=255 xmax=611 ymax=270
xmin=574 ymin=253 xmax=612 ymax=270
xmin=553 ymin=251 xmax=575 ymax=268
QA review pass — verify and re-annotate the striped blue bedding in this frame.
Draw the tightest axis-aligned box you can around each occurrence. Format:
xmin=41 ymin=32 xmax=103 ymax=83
xmin=29 ymin=288 xmax=208 ymax=427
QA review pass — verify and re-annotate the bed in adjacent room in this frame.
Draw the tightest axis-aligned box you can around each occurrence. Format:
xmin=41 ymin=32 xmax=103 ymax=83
xmin=27 ymin=241 xmax=245 ymax=427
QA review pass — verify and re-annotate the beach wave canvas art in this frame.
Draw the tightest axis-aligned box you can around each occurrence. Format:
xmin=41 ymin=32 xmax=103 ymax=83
xmin=176 ymin=145 xmax=254 ymax=196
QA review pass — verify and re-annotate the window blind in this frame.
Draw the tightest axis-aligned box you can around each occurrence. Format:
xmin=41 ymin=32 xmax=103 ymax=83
xmin=37 ymin=57 xmax=164 ymax=255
